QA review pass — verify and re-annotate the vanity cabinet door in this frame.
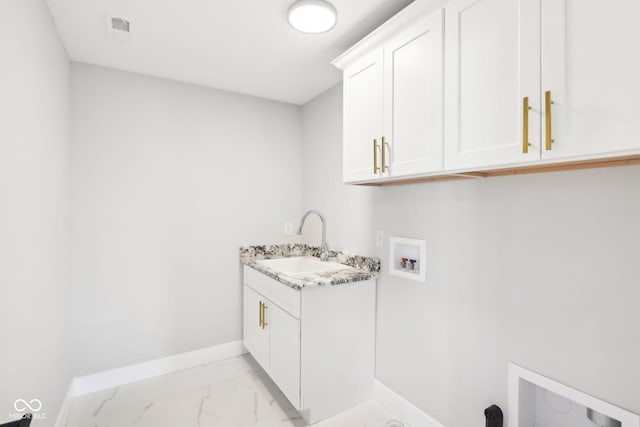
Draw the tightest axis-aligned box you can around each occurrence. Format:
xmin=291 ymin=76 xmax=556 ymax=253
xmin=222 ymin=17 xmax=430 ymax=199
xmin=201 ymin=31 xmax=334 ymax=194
xmin=243 ymin=285 xmax=269 ymax=366
xmin=343 ymin=48 xmax=384 ymax=183
xmin=383 ymin=9 xmax=444 ymax=177
xmin=541 ymin=0 xmax=640 ymax=160
xmin=444 ymin=0 xmax=541 ymax=170
xmin=268 ymin=301 xmax=301 ymax=409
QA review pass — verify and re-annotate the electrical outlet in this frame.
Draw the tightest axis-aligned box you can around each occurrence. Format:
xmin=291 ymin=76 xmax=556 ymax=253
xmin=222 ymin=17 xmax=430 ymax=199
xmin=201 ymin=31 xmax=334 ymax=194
xmin=376 ymin=231 xmax=384 ymax=248
xmin=284 ymin=222 xmax=293 ymax=236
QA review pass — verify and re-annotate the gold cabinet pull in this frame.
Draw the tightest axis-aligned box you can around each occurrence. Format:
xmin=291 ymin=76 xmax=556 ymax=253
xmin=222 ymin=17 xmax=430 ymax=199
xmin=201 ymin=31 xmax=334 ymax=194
xmin=381 ymin=136 xmax=389 ymax=173
xmin=522 ymin=97 xmax=532 ymax=153
xmin=259 ymin=301 xmax=263 ymax=328
xmin=261 ymin=304 xmax=267 ymax=329
xmin=545 ymin=90 xmax=554 ymax=151
xmin=373 ymin=139 xmax=380 ymax=174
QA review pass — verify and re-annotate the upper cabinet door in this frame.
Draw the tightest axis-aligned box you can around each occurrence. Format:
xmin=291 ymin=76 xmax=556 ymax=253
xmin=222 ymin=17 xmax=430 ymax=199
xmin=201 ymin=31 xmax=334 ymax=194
xmin=383 ymin=10 xmax=444 ymax=177
xmin=444 ymin=0 xmax=541 ymax=170
xmin=541 ymin=0 xmax=640 ymax=160
xmin=343 ymin=49 xmax=384 ymax=183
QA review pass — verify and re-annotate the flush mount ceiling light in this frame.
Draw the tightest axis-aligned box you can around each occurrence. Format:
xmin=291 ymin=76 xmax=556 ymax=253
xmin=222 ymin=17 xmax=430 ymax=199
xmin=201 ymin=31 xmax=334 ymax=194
xmin=288 ymin=0 xmax=338 ymax=34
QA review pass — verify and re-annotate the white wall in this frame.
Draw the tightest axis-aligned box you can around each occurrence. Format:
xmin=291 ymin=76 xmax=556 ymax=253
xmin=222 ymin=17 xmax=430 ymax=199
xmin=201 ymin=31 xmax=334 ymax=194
xmin=70 ymin=63 xmax=303 ymax=376
xmin=0 ymin=0 xmax=71 ymax=425
xmin=301 ymin=84 xmax=375 ymax=256
xmin=301 ymin=85 xmax=640 ymax=426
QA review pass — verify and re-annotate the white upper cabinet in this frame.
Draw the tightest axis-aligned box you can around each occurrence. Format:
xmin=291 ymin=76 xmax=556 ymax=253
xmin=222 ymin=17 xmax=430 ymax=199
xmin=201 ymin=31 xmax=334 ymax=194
xmin=444 ymin=0 xmax=541 ymax=170
xmin=340 ymin=7 xmax=445 ymax=183
xmin=335 ymin=0 xmax=640 ymax=185
xmin=384 ymin=10 xmax=444 ymax=177
xmin=343 ymin=49 xmax=384 ymax=183
xmin=541 ymin=0 xmax=640 ymax=160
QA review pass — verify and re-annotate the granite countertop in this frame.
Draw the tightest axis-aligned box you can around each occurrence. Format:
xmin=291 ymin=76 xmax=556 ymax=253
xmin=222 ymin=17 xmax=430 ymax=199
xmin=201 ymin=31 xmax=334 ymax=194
xmin=240 ymin=244 xmax=380 ymax=290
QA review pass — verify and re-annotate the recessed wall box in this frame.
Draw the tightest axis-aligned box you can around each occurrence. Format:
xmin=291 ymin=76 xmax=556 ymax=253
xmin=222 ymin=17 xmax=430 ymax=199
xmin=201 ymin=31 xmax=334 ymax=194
xmin=508 ymin=364 xmax=639 ymax=427
xmin=389 ymin=236 xmax=426 ymax=283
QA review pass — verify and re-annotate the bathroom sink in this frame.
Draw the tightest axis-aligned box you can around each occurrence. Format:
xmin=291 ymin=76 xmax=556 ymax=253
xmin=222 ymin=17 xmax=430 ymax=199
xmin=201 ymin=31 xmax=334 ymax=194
xmin=257 ymin=257 xmax=352 ymax=276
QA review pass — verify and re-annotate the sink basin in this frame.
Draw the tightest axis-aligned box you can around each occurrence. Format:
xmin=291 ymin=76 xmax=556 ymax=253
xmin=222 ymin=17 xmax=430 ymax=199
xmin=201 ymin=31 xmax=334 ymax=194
xmin=257 ymin=257 xmax=352 ymax=276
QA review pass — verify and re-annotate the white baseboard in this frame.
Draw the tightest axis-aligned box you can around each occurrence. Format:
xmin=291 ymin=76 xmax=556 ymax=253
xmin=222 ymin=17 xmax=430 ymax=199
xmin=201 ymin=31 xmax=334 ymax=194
xmin=374 ymin=379 xmax=445 ymax=427
xmin=72 ymin=340 xmax=247 ymax=397
xmin=53 ymin=381 xmax=76 ymax=427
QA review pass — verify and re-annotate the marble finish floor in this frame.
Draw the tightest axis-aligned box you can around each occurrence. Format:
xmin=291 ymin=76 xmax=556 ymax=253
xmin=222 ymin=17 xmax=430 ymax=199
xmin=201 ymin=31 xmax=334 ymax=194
xmin=64 ymin=354 xmax=405 ymax=427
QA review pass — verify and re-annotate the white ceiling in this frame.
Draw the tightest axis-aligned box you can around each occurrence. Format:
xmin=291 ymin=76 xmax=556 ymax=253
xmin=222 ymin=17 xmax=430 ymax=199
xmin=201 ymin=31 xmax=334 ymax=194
xmin=46 ymin=0 xmax=414 ymax=105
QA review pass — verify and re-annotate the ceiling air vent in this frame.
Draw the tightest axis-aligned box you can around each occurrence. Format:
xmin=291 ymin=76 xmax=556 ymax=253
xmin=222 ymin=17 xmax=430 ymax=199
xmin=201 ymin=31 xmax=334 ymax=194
xmin=111 ymin=17 xmax=130 ymax=32
xmin=106 ymin=15 xmax=132 ymax=43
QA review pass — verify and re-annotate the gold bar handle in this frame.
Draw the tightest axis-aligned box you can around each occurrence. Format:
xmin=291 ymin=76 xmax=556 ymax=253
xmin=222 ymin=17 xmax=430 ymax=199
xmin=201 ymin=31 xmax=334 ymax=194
xmin=373 ymin=139 xmax=380 ymax=174
xmin=261 ymin=304 xmax=267 ymax=329
xmin=523 ymin=97 xmax=531 ymax=154
xmin=381 ymin=136 xmax=389 ymax=173
xmin=545 ymin=90 xmax=554 ymax=151
xmin=259 ymin=301 xmax=263 ymax=328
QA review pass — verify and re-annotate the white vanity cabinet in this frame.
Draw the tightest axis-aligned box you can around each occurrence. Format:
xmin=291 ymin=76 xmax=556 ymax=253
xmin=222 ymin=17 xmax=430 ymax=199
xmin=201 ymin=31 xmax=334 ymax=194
xmin=242 ymin=265 xmax=376 ymax=425
xmin=340 ymin=8 xmax=445 ymax=183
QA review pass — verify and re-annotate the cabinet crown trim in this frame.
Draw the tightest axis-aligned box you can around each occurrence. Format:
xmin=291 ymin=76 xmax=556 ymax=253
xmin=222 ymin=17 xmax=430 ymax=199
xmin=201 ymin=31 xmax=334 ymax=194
xmin=331 ymin=0 xmax=445 ymax=70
